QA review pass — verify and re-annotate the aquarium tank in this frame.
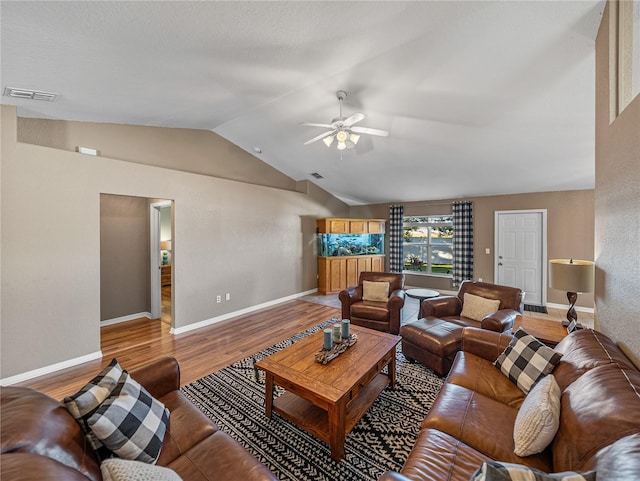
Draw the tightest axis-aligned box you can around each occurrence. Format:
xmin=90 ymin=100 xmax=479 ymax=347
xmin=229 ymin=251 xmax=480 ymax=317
xmin=317 ymin=233 xmax=385 ymax=257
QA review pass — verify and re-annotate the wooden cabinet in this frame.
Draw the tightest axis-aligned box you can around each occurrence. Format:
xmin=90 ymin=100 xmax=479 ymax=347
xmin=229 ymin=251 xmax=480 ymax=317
xmin=316 ymin=218 xmax=386 ymax=294
xmin=161 ymin=265 xmax=172 ymax=287
xmin=316 ymin=218 xmax=386 ymax=234
xmin=318 ymin=255 xmax=384 ymax=294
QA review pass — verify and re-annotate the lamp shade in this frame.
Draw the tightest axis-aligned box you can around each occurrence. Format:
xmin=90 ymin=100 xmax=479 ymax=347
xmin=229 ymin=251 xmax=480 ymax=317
xmin=160 ymin=240 xmax=172 ymax=251
xmin=549 ymin=259 xmax=594 ymax=293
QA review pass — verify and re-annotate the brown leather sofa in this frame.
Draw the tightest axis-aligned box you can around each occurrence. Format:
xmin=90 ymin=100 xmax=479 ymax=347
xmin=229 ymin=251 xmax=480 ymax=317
xmin=401 ymin=281 xmax=524 ymax=374
xmin=1 ymin=356 xmax=277 ymax=481
xmin=339 ymin=271 xmax=406 ymax=334
xmin=380 ymin=327 xmax=640 ymax=481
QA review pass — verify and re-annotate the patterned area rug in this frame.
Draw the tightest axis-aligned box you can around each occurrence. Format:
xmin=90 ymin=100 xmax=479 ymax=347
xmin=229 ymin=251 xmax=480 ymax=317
xmin=181 ymin=320 xmax=444 ymax=481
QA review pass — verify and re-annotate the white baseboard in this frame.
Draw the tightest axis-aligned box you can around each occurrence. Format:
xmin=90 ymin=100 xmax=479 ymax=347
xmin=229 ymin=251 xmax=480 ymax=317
xmin=171 ymin=288 xmax=319 ymax=335
xmin=101 ymin=312 xmax=152 ymax=327
xmin=0 ymin=350 xmax=103 ymax=386
xmin=546 ymin=302 xmax=594 ymax=314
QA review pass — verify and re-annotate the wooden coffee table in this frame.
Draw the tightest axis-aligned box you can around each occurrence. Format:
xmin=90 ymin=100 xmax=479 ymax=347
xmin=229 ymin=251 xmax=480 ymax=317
xmin=255 ymin=325 xmax=401 ymax=460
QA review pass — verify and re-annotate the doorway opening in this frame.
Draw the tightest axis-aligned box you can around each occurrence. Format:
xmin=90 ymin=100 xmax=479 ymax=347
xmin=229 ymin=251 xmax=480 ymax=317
xmin=99 ymin=194 xmax=174 ymax=336
xmin=150 ymin=200 xmax=173 ymax=327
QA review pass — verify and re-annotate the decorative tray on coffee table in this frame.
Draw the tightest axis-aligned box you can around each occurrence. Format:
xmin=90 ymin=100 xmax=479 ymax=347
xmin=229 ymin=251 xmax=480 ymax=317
xmin=314 ymin=334 xmax=358 ymax=365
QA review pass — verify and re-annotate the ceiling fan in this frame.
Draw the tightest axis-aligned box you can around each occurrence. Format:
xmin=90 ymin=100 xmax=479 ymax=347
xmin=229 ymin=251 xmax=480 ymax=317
xmin=301 ymin=90 xmax=389 ymax=150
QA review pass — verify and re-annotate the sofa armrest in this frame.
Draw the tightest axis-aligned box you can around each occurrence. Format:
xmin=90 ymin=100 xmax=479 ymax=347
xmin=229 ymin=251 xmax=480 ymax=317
xmin=130 ymin=356 xmax=181 ymax=399
xmin=460 ymin=327 xmax=513 ymax=362
xmin=377 ymin=472 xmax=413 ymax=481
xmin=339 ymin=285 xmax=363 ymax=319
xmin=481 ymin=308 xmax=518 ymax=332
xmin=419 ymin=295 xmax=461 ymax=318
xmin=388 ymin=289 xmax=406 ymax=309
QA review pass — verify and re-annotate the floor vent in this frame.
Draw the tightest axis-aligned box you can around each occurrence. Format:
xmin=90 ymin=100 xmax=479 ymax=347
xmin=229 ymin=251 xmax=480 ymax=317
xmin=3 ymin=87 xmax=58 ymax=101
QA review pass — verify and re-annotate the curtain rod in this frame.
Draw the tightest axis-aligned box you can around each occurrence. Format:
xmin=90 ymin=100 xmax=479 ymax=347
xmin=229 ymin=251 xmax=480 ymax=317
xmin=398 ymin=201 xmax=453 ymax=207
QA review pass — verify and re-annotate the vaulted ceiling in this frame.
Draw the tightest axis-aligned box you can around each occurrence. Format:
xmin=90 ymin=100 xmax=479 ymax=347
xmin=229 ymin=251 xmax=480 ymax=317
xmin=1 ymin=1 xmax=605 ymax=205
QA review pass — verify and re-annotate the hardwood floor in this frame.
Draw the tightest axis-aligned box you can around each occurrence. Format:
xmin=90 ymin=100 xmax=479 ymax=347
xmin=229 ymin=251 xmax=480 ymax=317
xmin=16 ymin=289 xmax=592 ymax=401
xmin=18 ymin=299 xmax=340 ymax=401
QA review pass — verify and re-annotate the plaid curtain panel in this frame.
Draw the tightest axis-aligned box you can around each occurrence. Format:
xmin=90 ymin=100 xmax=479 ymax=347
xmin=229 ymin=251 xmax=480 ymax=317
xmin=452 ymin=201 xmax=473 ymax=287
xmin=389 ymin=205 xmax=404 ymax=273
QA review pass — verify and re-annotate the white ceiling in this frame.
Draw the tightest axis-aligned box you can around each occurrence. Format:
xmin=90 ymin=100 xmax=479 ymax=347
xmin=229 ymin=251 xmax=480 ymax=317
xmin=1 ymin=1 xmax=605 ymax=205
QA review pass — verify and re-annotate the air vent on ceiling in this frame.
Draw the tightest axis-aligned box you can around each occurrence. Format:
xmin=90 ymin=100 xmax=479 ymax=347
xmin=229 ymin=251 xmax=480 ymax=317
xmin=310 ymin=172 xmax=324 ymax=179
xmin=3 ymin=87 xmax=58 ymax=102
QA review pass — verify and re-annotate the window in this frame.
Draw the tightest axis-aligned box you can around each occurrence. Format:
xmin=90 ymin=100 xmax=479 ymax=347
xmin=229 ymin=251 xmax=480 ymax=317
xmin=403 ymin=216 xmax=453 ymax=276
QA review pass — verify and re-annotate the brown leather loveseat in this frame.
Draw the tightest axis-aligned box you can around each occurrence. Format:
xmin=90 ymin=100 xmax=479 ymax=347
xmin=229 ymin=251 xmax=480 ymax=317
xmin=1 ymin=356 xmax=277 ymax=481
xmin=380 ymin=327 xmax=640 ymax=481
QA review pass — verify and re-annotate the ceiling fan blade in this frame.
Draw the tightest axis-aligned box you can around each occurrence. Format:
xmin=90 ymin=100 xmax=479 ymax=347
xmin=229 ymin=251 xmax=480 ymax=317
xmin=351 ymin=126 xmax=389 ymax=137
xmin=343 ymin=112 xmax=366 ymax=127
xmin=304 ymin=130 xmax=336 ymax=145
xmin=300 ymin=122 xmax=334 ymax=129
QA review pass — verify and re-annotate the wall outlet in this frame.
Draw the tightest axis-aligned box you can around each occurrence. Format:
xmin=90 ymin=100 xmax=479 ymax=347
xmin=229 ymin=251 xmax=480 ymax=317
xmin=478 ymin=277 xmax=483 ymax=282
xmin=225 ymin=293 xmax=231 ymax=301
xmin=485 ymin=248 xmax=491 ymax=254
xmin=216 ymin=295 xmax=222 ymax=303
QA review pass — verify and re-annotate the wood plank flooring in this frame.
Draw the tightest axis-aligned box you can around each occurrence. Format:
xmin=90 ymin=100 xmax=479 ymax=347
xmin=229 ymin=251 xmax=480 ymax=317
xmin=14 ymin=288 xmax=591 ymax=401
xmin=17 ymin=299 xmax=340 ymax=401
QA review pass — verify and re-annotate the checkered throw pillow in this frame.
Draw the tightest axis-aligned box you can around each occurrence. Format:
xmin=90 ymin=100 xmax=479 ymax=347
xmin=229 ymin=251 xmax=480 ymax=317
xmin=494 ymin=328 xmax=562 ymax=394
xmin=63 ymin=358 xmax=123 ymax=452
xmin=88 ymin=370 xmax=169 ymax=464
xmin=470 ymin=461 xmax=596 ymax=481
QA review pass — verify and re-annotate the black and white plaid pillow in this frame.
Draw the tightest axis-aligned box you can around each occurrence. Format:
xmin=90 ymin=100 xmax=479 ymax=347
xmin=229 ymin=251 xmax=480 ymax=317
xmin=88 ymin=370 xmax=169 ymax=464
xmin=494 ymin=328 xmax=562 ymax=394
xmin=470 ymin=461 xmax=596 ymax=481
xmin=63 ymin=358 xmax=123 ymax=451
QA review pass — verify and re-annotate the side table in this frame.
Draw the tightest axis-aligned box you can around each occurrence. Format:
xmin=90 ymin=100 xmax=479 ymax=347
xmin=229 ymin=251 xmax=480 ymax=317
xmin=513 ymin=315 xmax=567 ymax=347
xmin=405 ymin=288 xmax=440 ymax=319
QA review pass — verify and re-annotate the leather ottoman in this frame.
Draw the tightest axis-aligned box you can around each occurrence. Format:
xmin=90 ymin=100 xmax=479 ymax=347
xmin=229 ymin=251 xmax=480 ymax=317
xmin=400 ymin=318 xmax=464 ymax=375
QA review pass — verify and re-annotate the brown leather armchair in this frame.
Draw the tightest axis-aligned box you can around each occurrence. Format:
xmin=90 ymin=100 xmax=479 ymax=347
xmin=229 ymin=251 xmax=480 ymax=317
xmin=419 ymin=280 xmax=524 ymax=332
xmin=339 ymin=272 xmax=405 ymax=334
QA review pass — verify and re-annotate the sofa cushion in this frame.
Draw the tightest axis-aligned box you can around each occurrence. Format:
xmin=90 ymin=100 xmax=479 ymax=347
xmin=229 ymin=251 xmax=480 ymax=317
xmin=88 ymin=371 xmax=169 ymax=464
xmin=447 ymin=351 xmax=525 ymax=409
xmin=552 ymin=363 xmax=640 ymax=472
xmin=155 ymin=390 xmax=218 ymax=466
xmin=552 ymin=329 xmax=638 ymax=391
xmin=0 ymin=387 xmax=102 ymax=481
xmin=421 ymin=383 xmax=552 ymax=471
xmin=400 ymin=429 xmax=493 ymax=481
xmin=460 ymin=293 xmax=501 ymax=322
xmin=362 ymin=280 xmax=390 ymax=301
xmin=513 ymin=375 xmax=561 ymax=457
xmin=495 ymin=328 xmax=562 ymax=394
xmin=63 ymin=358 xmax=123 ymax=451
xmin=101 ymin=458 xmax=182 ymax=481
xmin=470 ymin=461 xmax=595 ymax=481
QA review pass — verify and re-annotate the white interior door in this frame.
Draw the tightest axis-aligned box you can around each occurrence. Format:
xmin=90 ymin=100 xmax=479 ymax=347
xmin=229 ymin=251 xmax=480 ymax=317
xmin=150 ymin=200 xmax=172 ymax=319
xmin=495 ymin=210 xmax=546 ymax=306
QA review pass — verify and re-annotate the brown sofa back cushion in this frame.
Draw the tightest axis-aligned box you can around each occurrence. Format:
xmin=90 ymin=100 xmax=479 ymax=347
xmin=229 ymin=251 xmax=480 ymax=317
xmin=0 ymin=387 xmax=101 ymax=481
xmin=552 ymin=363 xmax=640 ymax=472
xmin=457 ymin=281 xmax=524 ymax=312
xmin=359 ymin=271 xmax=404 ymax=293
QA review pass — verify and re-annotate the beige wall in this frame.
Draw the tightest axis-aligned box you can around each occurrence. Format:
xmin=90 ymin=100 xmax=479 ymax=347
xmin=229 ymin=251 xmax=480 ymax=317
xmin=350 ymin=189 xmax=595 ymax=306
xmin=16 ymin=117 xmax=297 ymax=192
xmin=594 ymin=2 xmax=640 ymax=365
xmin=1 ymin=106 xmax=348 ymax=379
xmin=100 ymin=194 xmax=150 ymax=321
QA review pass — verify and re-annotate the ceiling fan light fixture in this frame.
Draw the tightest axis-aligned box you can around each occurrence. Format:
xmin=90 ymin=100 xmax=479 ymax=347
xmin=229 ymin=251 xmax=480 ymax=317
xmin=349 ymin=133 xmax=360 ymax=145
xmin=337 ymin=141 xmax=347 ymax=150
xmin=323 ymin=135 xmax=334 ymax=147
xmin=335 ymin=130 xmax=348 ymax=143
